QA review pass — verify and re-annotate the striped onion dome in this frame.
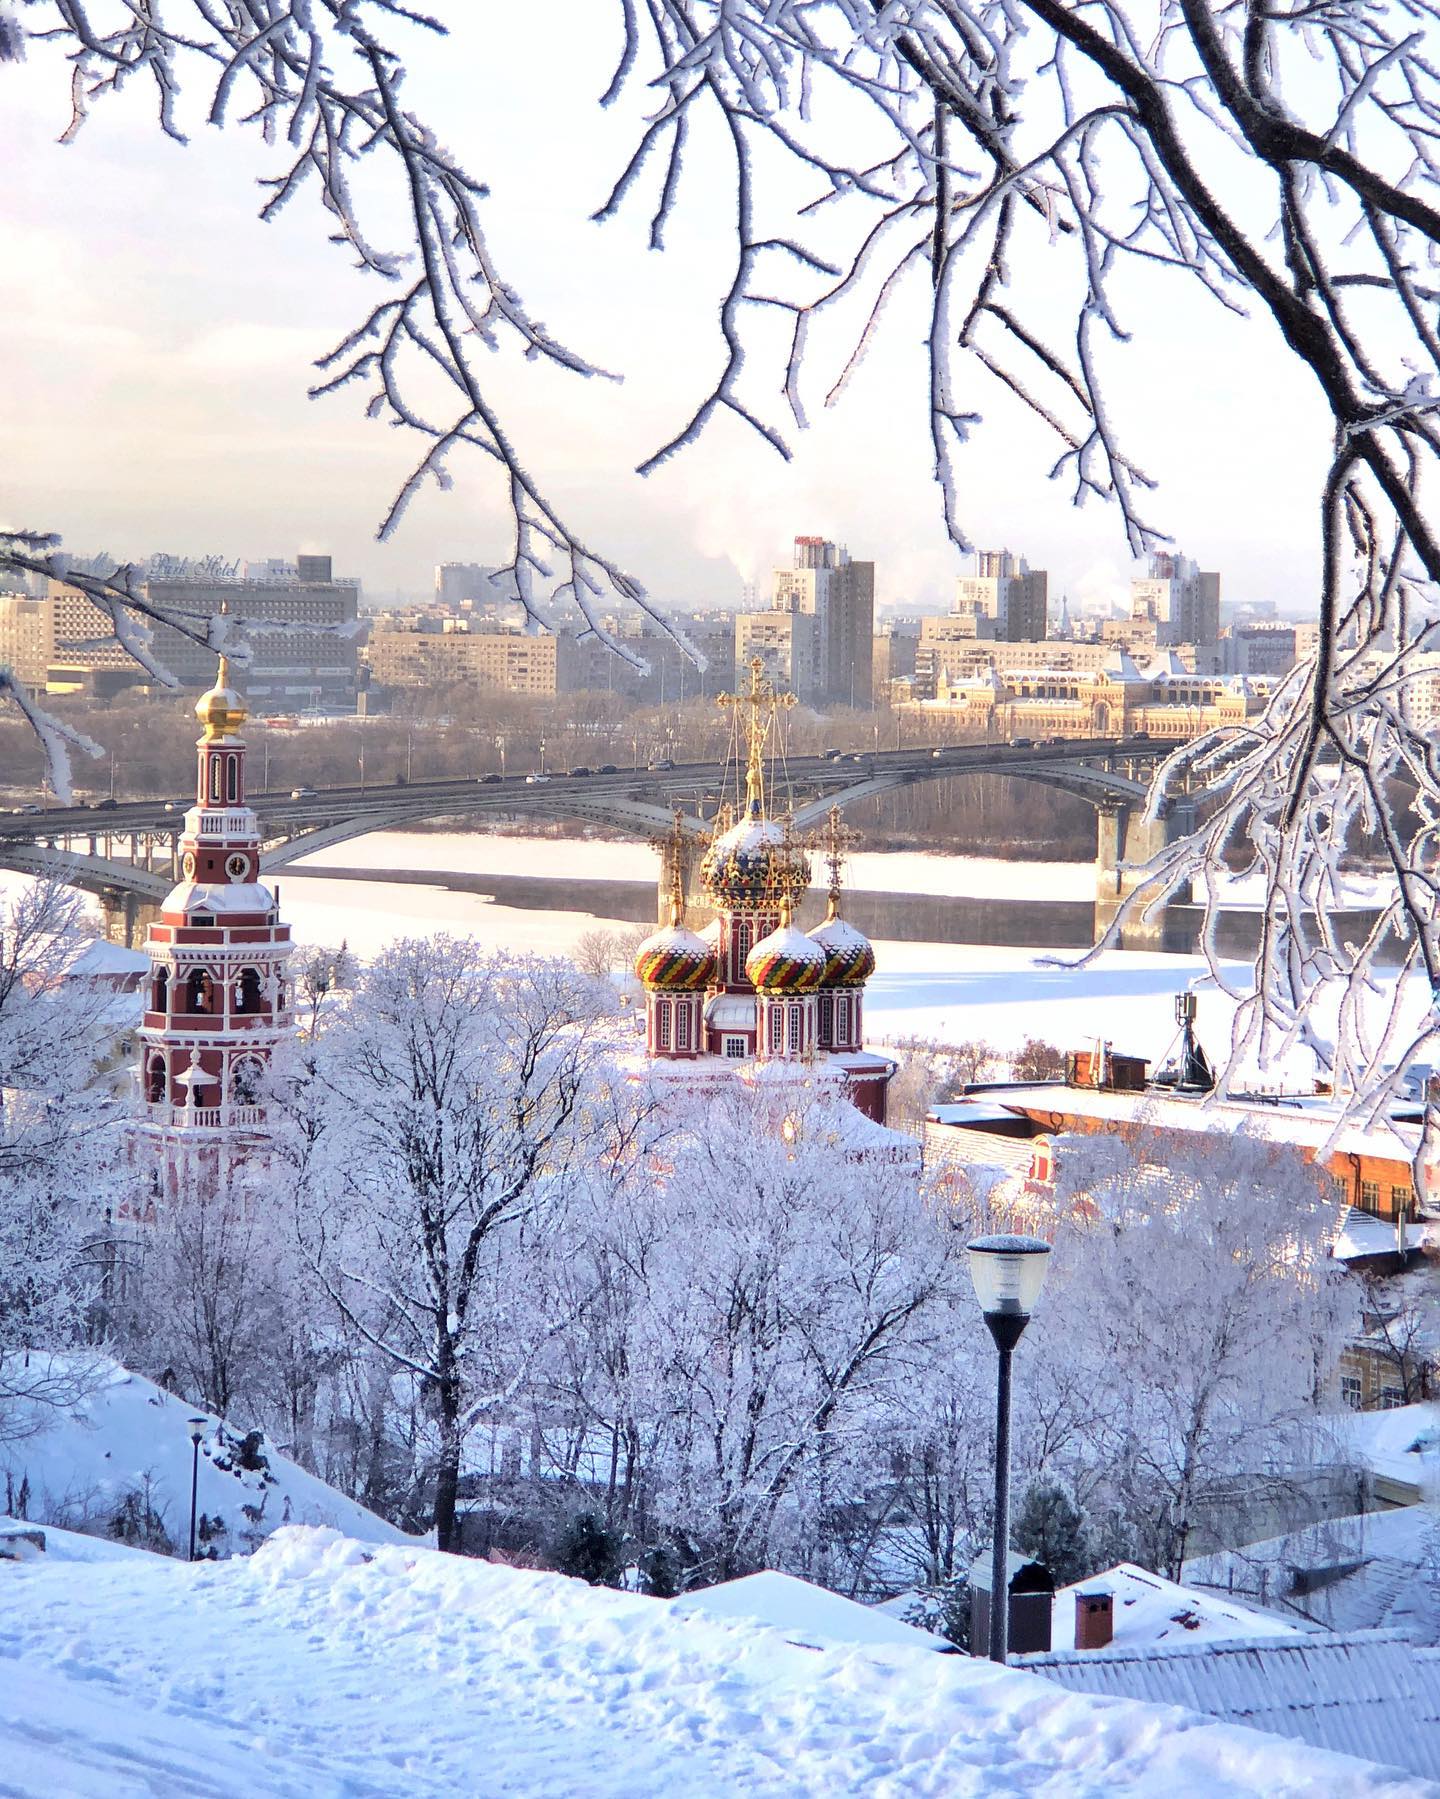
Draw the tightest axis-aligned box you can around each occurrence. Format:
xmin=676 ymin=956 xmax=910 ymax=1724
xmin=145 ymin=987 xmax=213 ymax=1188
xmin=807 ymin=908 xmax=876 ymax=988
xmin=634 ymin=914 xmax=715 ymax=992
xmin=745 ymin=916 xmax=827 ymax=994
xmin=700 ymin=811 xmax=810 ymax=911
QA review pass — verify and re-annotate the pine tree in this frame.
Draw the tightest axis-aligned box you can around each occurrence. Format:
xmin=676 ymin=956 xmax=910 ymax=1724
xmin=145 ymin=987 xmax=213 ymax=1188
xmin=1013 ymin=1479 xmax=1092 ymax=1586
xmin=553 ymin=1512 xmax=625 ymax=1588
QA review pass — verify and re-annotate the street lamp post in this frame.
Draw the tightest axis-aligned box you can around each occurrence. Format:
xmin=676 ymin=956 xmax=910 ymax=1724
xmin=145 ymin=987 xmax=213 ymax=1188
xmin=966 ymin=1234 xmax=1052 ymax=1665
xmin=187 ymin=1418 xmax=206 ymax=1562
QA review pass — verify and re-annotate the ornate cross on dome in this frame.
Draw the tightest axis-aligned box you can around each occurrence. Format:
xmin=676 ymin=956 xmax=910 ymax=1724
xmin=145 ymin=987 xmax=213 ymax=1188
xmin=717 ymin=656 xmax=796 ymax=817
xmin=816 ymin=804 xmax=861 ymax=919
xmin=659 ymin=809 xmax=689 ymax=925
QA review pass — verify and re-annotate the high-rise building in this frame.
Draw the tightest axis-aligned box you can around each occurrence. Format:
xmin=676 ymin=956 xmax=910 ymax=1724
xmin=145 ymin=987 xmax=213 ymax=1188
xmin=1131 ymin=552 xmax=1220 ymax=646
xmin=953 ymin=549 xmax=1049 ymax=642
xmin=761 ymin=537 xmax=874 ymax=706
xmin=435 ymin=561 xmax=498 ymax=606
xmin=0 ymin=593 xmax=54 ymax=689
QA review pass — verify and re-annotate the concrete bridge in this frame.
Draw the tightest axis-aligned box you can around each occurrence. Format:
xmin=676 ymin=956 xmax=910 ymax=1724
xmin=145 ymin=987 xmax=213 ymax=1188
xmin=0 ymin=735 xmax=1192 ymax=945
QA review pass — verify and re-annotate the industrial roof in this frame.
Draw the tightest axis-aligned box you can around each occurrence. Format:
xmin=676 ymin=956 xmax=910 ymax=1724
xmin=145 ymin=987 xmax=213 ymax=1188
xmin=1024 ymin=1630 xmax=1440 ymax=1783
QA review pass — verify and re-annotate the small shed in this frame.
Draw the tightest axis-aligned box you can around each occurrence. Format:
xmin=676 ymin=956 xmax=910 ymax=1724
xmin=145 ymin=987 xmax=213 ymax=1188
xmin=969 ymin=1552 xmax=1055 ymax=1656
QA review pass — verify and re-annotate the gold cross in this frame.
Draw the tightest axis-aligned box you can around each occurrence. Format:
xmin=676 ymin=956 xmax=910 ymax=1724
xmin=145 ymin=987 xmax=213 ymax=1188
xmin=716 ymin=656 xmax=797 ymax=816
xmin=813 ymin=804 xmax=861 ymax=915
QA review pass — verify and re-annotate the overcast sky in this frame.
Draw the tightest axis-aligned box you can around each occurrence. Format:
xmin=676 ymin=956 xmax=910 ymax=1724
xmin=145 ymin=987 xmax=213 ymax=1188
xmin=2 ymin=9 xmax=1330 ymax=616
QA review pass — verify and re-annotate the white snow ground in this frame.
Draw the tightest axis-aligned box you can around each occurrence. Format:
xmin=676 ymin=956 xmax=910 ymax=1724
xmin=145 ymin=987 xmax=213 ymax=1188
xmin=0 ymin=1359 xmax=403 ymax=1557
xmin=0 ymin=1527 xmax=1431 ymax=1798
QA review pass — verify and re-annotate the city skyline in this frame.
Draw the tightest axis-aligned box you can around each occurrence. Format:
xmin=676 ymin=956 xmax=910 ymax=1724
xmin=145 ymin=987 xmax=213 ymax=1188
xmin=3 ymin=11 xmax=1329 ymax=621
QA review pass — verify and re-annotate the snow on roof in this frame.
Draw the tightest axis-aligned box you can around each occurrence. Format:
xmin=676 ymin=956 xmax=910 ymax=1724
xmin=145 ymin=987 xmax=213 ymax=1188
xmin=0 ymin=1525 xmax=1421 ymax=1796
xmin=1338 ymin=1402 xmax=1440 ymax=1498
xmin=1025 ymin=1629 xmax=1440 ymax=1783
xmin=1332 ymin=1205 xmax=1416 ymax=1262
xmin=1186 ymin=1506 xmax=1440 ymax=1642
xmin=1033 ymin=1562 xmax=1304 ymax=1654
xmin=673 ymin=1569 xmax=952 ymax=1653
xmin=994 ymin=1081 xmax=1437 ymax=1170
xmin=928 ymin=1101 xmax=1030 ymax=1128
xmin=61 ymin=939 xmax=151 ymax=979
xmin=0 ymin=1356 xmax=404 ymax=1558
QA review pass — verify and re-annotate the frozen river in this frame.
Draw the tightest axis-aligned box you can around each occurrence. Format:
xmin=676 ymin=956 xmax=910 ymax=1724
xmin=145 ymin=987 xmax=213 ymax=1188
xmin=273 ymin=829 xmax=1236 ymax=1063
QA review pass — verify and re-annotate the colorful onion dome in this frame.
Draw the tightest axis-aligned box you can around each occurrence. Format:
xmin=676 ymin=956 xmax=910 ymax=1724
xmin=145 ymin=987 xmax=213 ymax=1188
xmin=634 ymin=905 xmax=716 ymax=991
xmin=807 ymin=904 xmax=876 ymax=988
xmin=700 ymin=808 xmax=810 ymax=911
xmin=745 ymin=907 xmax=828 ymax=994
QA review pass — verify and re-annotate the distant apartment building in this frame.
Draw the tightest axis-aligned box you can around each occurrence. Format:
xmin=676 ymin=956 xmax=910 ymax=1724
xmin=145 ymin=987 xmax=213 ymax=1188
xmin=435 ymin=561 xmax=498 ymax=606
xmin=954 ymin=549 xmax=1049 ymax=642
xmin=872 ymin=620 xmax=920 ymax=701
xmin=39 ymin=557 xmax=360 ymax=706
xmin=735 ymin=610 xmax=816 ymax=699
xmin=1221 ymin=623 xmax=1298 ymax=677
xmin=366 ymin=624 xmax=561 ymax=696
xmin=0 ymin=594 xmax=54 ymax=690
xmin=1131 ymin=552 xmax=1221 ymax=646
xmin=760 ymin=536 xmax=875 ymax=706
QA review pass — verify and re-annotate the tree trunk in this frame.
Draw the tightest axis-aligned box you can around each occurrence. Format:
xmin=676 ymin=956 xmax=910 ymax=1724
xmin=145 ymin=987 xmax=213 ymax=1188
xmin=433 ymin=1372 xmax=462 ymax=1554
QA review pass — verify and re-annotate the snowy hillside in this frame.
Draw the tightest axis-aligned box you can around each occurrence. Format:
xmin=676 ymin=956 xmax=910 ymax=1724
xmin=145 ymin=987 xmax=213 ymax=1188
xmin=0 ymin=1526 xmax=1431 ymax=1798
xmin=0 ymin=1359 xmax=404 ymax=1557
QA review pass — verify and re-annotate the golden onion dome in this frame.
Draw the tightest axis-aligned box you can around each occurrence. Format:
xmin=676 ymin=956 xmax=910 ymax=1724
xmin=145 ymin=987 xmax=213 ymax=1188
xmin=807 ymin=903 xmax=876 ymax=988
xmin=195 ymin=658 xmax=248 ymax=740
xmin=700 ymin=809 xmax=810 ymax=911
xmin=746 ymin=905 xmax=828 ymax=994
xmin=634 ymin=907 xmax=716 ymax=992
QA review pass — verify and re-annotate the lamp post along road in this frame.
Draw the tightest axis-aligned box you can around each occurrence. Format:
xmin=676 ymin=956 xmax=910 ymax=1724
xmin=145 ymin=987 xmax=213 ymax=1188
xmin=967 ymin=1234 xmax=1052 ymax=1665
xmin=188 ymin=1419 xmax=206 ymax=1562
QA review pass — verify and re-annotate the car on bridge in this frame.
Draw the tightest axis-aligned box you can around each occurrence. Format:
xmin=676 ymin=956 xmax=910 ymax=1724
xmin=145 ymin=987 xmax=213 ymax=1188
xmin=525 ymin=772 xmax=551 ymax=784
xmin=477 ymin=773 xmax=503 ymax=784
xmin=597 ymin=764 xmax=617 ymax=775
xmin=648 ymin=758 xmax=675 ymax=771
xmin=291 ymin=786 xmax=317 ymax=800
xmin=567 ymin=766 xmax=593 ymax=778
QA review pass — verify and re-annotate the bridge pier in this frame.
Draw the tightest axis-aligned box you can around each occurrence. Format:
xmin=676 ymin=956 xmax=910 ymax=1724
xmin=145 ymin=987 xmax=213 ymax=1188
xmin=101 ymin=890 xmax=159 ymax=949
xmin=1095 ymin=798 xmax=1197 ymax=948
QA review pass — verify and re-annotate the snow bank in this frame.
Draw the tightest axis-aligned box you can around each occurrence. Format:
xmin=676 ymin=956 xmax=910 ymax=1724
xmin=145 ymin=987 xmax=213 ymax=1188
xmin=0 ymin=1358 xmax=405 ymax=1558
xmin=0 ymin=1525 xmax=1429 ymax=1796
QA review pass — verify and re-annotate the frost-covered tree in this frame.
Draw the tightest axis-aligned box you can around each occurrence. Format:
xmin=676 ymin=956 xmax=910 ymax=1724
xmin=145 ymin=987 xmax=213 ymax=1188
xmin=292 ymin=938 xmax=624 ymax=1551
xmin=1036 ymin=1128 xmax=1352 ymax=1578
xmin=0 ymin=879 xmax=120 ymax=1432
xmin=586 ymin=1090 xmax=956 ymax=1582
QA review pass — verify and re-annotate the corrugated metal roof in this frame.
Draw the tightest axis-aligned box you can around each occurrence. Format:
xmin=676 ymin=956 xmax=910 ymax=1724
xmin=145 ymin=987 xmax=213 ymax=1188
xmin=1025 ymin=1629 xmax=1440 ymax=1781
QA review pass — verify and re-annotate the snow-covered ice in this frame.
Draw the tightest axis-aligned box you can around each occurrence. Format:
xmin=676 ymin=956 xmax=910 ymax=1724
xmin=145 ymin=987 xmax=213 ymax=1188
xmin=0 ymin=1526 xmax=1430 ymax=1797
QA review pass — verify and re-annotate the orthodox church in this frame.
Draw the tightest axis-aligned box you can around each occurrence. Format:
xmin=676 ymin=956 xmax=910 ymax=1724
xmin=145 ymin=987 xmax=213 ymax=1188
xmin=135 ymin=656 xmax=293 ymax=1198
xmin=630 ymin=661 xmax=898 ymax=1130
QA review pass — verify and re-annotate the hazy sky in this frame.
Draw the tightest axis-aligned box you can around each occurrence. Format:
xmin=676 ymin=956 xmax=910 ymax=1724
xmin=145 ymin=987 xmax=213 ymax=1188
xmin=2 ymin=9 xmax=1330 ymax=616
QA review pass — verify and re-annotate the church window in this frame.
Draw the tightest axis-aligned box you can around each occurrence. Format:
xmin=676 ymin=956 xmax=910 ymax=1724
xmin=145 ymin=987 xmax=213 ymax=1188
xmin=788 ymin=1005 xmax=802 ymax=1054
xmin=187 ymin=968 xmax=215 ymax=1014
xmin=657 ymin=1001 xmax=672 ymax=1050
xmin=835 ymin=995 xmax=850 ymax=1042
xmin=234 ymin=967 xmax=264 ymax=1016
xmin=676 ymin=1004 xmax=691 ymax=1051
xmin=146 ymin=1055 xmax=167 ymax=1104
xmin=817 ymin=993 xmax=834 ymax=1043
xmin=226 ymin=756 xmax=238 ymax=803
xmin=723 ymin=1036 xmax=747 ymax=1059
xmin=151 ymin=966 xmax=169 ymax=1014
xmin=209 ymin=756 xmax=223 ymax=802
xmin=734 ymin=919 xmax=752 ymax=975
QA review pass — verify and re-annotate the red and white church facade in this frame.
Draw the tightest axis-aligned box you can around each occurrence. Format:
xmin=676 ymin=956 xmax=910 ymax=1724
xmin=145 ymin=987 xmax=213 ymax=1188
xmin=135 ymin=661 xmax=293 ymax=1193
xmin=629 ymin=662 xmax=900 ymax=1136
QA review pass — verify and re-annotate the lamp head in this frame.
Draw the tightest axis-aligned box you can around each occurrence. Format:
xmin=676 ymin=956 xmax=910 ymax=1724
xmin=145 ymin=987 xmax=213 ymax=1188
xmin=188 ymin=1417 xmax=206 ymax=1444
xmin=967 ymin=1233 xmax=1052 ymax=1330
